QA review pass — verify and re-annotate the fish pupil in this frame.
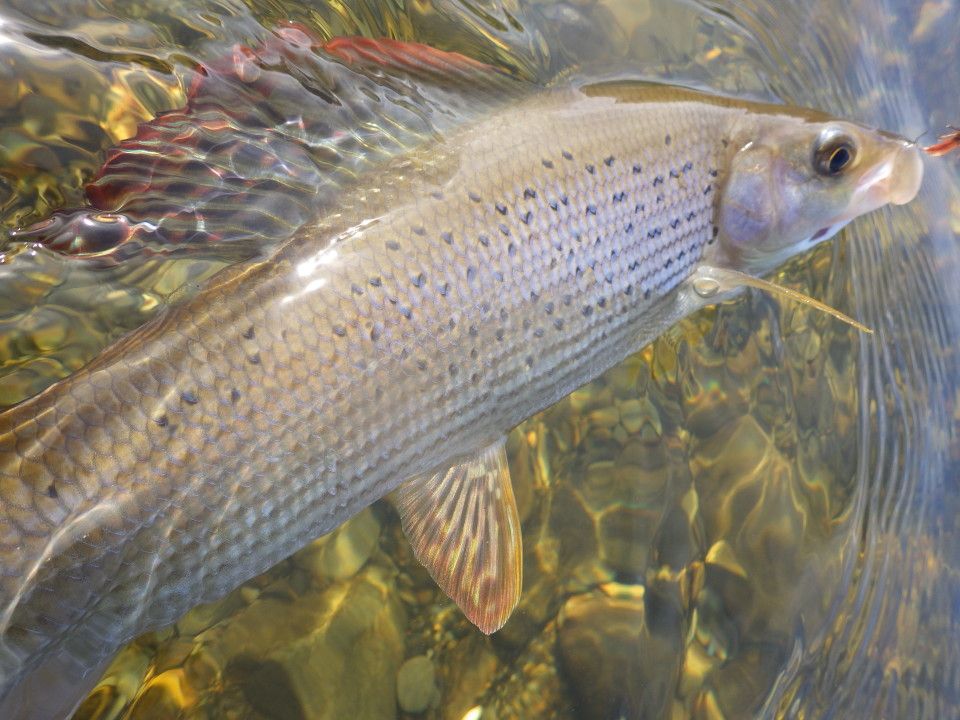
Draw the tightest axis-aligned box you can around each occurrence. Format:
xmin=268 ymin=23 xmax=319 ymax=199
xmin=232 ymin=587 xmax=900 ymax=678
xmin=829 ymin=146 xmax=851 ymax=174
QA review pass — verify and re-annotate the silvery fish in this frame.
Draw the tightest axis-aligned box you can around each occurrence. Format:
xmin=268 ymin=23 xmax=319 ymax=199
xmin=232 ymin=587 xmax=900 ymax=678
xmin=0 ymin=55 xmax=923 ymax=717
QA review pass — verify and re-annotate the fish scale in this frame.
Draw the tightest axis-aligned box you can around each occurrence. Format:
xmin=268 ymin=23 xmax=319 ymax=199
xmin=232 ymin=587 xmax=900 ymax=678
xmin=0 ymin=78 xmax=920 ymax=705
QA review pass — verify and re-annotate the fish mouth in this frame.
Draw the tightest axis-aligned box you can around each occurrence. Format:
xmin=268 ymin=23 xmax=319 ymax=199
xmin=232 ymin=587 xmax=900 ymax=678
xmin=856 ymin=141 xmax=924 ymax=207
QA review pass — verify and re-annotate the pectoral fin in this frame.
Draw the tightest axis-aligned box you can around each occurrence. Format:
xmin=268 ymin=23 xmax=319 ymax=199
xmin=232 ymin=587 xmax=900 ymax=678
xmin=690 ymin=265 xmax=873 ymax=335
xmin=394 ymin=438 xmax=522 ymax=634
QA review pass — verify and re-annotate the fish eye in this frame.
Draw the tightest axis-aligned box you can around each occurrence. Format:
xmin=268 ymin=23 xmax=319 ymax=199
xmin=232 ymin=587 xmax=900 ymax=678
xmin=814 ymin=132 xmax=857 ymax=177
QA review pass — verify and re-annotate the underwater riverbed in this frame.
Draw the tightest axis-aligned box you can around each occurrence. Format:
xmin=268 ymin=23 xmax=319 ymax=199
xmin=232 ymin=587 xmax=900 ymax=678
xmin=0 ymin=1 xmax=957 ymax=718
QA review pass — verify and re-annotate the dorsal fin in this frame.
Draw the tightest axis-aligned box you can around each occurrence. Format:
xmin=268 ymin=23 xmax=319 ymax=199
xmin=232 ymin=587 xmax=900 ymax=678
xmin=322 ymin=36 xmax=505 ymax=77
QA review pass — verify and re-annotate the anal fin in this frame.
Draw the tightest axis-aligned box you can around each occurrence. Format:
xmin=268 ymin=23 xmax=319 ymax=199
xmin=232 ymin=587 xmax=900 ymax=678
xmin=394 ymin=438 xmax=522 ymax=634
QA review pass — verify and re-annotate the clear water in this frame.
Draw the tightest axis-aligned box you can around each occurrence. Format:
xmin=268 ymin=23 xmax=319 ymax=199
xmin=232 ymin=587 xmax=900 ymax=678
xmin=0 ymin=1 xmax=956 ymax=718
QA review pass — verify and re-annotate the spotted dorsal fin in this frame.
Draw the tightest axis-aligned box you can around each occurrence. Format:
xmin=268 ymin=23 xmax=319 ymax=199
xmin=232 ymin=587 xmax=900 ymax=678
xmin=393 ymin=438 xmax=522 ymax=634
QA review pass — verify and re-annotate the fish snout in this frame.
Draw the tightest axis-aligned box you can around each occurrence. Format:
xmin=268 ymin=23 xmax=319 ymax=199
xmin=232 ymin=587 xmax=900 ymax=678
xmin=887 ymin=142 xmax=924 ymax=205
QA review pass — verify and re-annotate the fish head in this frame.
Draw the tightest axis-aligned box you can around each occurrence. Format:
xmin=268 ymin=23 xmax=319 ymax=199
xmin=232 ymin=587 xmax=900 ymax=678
xmin=715 ymin=116 xmax=923 ymax=275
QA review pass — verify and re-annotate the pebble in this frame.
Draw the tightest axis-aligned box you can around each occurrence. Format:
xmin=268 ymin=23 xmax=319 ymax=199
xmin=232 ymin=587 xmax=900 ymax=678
xmin=396 ymin=655 xmax=437 ymax=713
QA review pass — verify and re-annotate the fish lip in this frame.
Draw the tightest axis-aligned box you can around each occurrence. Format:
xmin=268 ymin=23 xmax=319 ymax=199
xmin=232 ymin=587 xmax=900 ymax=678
xmin=854 ymin=142 xmax=924 ymax=208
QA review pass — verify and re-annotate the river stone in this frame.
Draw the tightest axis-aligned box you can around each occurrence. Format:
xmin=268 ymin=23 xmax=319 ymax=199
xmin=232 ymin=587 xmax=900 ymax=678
xmin=204 ymin=562 xmax=406 ymax=720
xmin=294 ymin=506 xmax=381 ymax=581
xmin=396 ymin=655 xmax=437 ymax=713
xmin=556 ymin=589 xmax=683 ymax=720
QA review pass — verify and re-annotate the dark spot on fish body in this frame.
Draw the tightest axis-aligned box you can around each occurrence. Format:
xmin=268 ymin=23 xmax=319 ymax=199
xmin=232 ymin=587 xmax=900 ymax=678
xmin=597 ymin=297 xmax=607 ymax=308
xmin=469 ymin=324 xmax=479 ymax=337
xmin=242 ymin=326 xmax=255 ymax=340
xmin=478 ymin=235 xmax=490 ymax=248
xmin=624 ymin=284 xmax=633 ymax=295
xmin=586 ymin=164 xmax=596 ymax=175
xmin=526 ymin=356 xmax=534 ymax=368
xmin=686 ymin=211 xmax=696 ymax=222
xmin=554 ymin=319 xmax=564 ymax=331
xmin=644 ymin=289 xmax=651 ymax=299
xmin=155 ymin=414 xmax=169 ymax=427
xmin=449 ymin=363 xmax=459 ymax=377
xmin=248 ymin=353 xmax=261 ymax=365
xmin=438 ymin=282 xmax=450 ymax=296
xmin=524 ymin=188 xmax=537 ymax=199
xmin=417 ymin=359 xmax=428 ymax=371
xmin=683 ymin=161 xmax=693 ymax=171
xmin=549 ymin=200 xmax=559 ymax=211
xmin=704 ymin=184 xmax=713 ymax=195
xmin=665 ymin=134 xmax=671 ymax=145
xmin=582 ymin=306 xmax=593 ymax=317
xmin=499 ymin=224 xmax=510 ymax=236
xmin=230 ymin=389 xmax=241 ymax=403
xmin=562 ymin=150 xmax=573 ymax=161
xmin=412 ymin=273 xmax=426 ymax=288
xmin=529 ymin=290 xmax=540 ymax=303
xmin=669 ymin=169 xmax=680 ymax=179
xmin=333 ymin=325 xmax=347 ymax=337
xmin=399 ymin=306 xmax=412 ymax=320
xmin=633 ymin=164 xmax=642 ymax=174
xmin=586 ymin=204 xmax=597 ymax=216
xmin=471 ymin=347 xmax=479 ymax=359
xmin=508 ymin=242 xmax=518 ymax=257
xmin=670 ymin=219 xmax=681 ymax=229
xmin=533 ymin=328 xmax=544 ymax=338
xmin=612 ymin=192 xmax=626 ymax=203
xmin=181 ymin=390 xmax=199 ymax=405
xmin=430 ymin=190 xmax=444 ymax=200
xmin=653 ymin=175 xmax=664 ymax=186
xmin=46 ymin=483 xmax=58 ymax=499
xmin=560 ymin=195 xmax=569 ymax=206
xmin=466 ymin=266 xmax=477 ymax=281
xmin=493 ymin=271 xmax=504 ymax=282
xmin=470 ymin=372 xmax=481 ymax=384
xmin=604 ymin=156 xmax=615 ymax=167
xmin=412 ymin=226 xmax=426 ymax=237
xmin=520 ymin=211 xmax=532 ymax=225
xmin=709 ymin=169 xmax=719 ymax=177
xmin=469 ymin=191 xmax=481 ymax=203
xmin=542 ymin=159 xmax=554 ymax=169
xmin=625 ymin=222 xmax=634 ymax=234
xmin=544 ymin=301 xmax=555 ymax=315
xmin=351 ymin=283 xmax=364 ymax=295
xmin=495 ymin=329 xmax=505 ymax=341
xmin=386 ymin=240 xmax=401 ymax=251
xmin=496 ymin=203 xmax=507 ymax=215
xmin=369 ymin=276 xmax=382 ymax=287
